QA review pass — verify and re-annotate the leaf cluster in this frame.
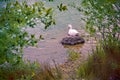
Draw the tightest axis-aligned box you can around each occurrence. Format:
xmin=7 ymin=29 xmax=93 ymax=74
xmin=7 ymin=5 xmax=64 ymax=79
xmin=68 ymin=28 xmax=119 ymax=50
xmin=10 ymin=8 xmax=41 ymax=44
xmin=79 ymin=0 xmax=120 ymax=40
xmin=57 ymin=3 xmax=68 ymax=12
xmin=0 ymin=1 xmax=55 ymax=65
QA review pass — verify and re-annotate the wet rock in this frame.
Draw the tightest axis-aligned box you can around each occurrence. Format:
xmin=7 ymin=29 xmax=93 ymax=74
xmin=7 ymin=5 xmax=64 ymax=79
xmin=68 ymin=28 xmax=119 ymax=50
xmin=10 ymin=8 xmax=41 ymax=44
xmin=61 ymin=36 xmax=85 ymax=45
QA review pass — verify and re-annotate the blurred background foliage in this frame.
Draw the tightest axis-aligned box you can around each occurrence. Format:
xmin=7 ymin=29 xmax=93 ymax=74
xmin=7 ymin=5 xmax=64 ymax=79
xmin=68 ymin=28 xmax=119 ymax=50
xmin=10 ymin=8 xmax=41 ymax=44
xmin=1 ymin=0 xmax=120 ymax=80
xmin=80 ymin=0 xmax=120 ymax=40
xmin=75 ymin=0 xmax=120 ymax=80
xmin=0 ymin=0 xmax=67 ymax=79
xmin=0 ymin=0 xmax=55 ymax=65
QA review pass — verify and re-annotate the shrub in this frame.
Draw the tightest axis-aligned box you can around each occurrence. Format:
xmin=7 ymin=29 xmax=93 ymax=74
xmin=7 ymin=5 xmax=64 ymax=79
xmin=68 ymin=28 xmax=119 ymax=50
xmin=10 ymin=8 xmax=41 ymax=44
xmin=76 ymin=45 xmax=120 ymax=80
xmin=0 ymin=1 xmax=56 ymax=79
xmin=0 ymin=1 xmax=55 ymax=65
xmin=75 ymin=1 xmax=120 ymax=79
xmin=33 ymin=62 xmax=62 ymax=80
xmin=0 ymin=61 xmax=39 ymax=80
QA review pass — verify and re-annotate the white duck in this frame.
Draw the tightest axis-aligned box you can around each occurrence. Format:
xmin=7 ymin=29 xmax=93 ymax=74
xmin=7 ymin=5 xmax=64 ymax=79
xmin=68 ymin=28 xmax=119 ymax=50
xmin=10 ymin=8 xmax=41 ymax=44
xmin=68 ymin=24 xmax=79 ymax=36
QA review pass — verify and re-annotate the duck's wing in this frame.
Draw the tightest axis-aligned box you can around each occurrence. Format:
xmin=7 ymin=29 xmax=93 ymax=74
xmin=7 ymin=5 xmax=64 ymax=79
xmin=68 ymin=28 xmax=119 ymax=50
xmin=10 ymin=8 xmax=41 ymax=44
xmin=68 ymin=29 xmax=79 ymax=36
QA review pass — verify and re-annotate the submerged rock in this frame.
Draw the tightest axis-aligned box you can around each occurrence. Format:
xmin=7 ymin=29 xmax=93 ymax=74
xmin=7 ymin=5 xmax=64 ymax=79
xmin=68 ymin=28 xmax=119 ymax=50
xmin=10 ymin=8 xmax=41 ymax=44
xmin=61 ymin=36 xmax=85 ymax=45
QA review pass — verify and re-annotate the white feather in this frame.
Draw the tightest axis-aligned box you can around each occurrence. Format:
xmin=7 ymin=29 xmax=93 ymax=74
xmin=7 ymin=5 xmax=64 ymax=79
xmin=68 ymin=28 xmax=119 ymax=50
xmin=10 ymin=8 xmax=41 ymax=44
xmin=68 ymin=24 xmax=79 ymax=36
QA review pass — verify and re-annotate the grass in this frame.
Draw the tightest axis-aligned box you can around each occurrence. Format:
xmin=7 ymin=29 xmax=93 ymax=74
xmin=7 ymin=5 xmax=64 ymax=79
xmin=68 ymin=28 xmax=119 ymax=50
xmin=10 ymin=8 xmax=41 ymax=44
xmin=0 ymin=61 xmax=39 ymax=80
xmin=76 ymin=40 xmax=120 ymax=80
xmin=1 ymin=38 xmax=120 ymax=80
xmin=67 ymin=50 xmax=80 ymax=61
xmin=76 ymin=47 xmax=109 ymax=80
xmin=0 ymin=60 xmax=62 ymax=80
xmin=33 ymin=62 xmax=62 ymax=80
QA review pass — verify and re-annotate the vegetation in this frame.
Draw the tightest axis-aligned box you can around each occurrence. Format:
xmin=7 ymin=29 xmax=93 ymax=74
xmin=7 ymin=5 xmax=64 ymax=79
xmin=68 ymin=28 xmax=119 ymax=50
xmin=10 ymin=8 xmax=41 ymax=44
xmin=76 ymin=46 xmax=118 ymax=80
xmin=0 ymin=1 xmax=56 ymax=79
xmin=67 ymin=50 xmax=80 ymax=61
xmin=33 ymin=62 xmax=62 ymax=80
xmin=76 ymin=43 xmax=120 ymax=80
xmin=0 ymin=1 xmax=55 ymax=65
xmin=0 ymin=61 xmax=62 ymax=80
xmin=75 ymin=0 xmax=120 ymax=80
xmin=0 ymin=61 xmax=39 ymax=80
xmin=1 ymin=0 xmax=120 ymax=80
xmin=0 ymin=0 xmax=68 ymax=79
xmin=78 ymin=0 xmax=120 ymax=40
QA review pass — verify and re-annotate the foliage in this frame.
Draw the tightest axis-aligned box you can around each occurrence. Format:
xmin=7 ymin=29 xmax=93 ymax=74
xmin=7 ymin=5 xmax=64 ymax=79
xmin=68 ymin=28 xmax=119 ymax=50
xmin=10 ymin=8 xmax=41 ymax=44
xmin=0 ymin=60 xmax=62 ymax=80
xmin=75 ymin=1 xmax=120 ymax=79
xmin=76 ymin=46 xmax=120 ymax=80
xmin=57 ymin=3 xmax=68 ymax=12
xmin=77 ymin=0 xmax=120 ymax=41
xmin=33 ymin=62 xmax=62 ymax=80
xmin=67 ymin=50 xmax=80 ymax=61
xmin=0 ymin=1 xmax=55 ymax=65
xmin=48 ymin=0 xmax=54 ymax=2
xmin=0 ymin=61 xmax=39 ymax=80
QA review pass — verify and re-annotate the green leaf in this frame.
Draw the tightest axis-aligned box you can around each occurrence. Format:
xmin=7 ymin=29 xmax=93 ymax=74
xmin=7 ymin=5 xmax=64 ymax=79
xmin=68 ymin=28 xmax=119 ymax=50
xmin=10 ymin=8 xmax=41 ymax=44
xmin=0 ymin=1 xmax=55 ymax=65
xmin=49 ymin=0 xmax=54 ymax=2
xmin=46 ymin=8 xmax=53 ymax=16
xmin=57 ymin=3 xmax=68 ymax=11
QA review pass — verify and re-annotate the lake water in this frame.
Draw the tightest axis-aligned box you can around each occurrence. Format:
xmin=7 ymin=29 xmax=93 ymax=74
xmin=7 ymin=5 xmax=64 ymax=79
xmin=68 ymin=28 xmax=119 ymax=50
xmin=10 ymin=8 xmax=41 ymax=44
xmin=1 ymin=0 xmax=90 ymax=65
xmin=23 ymin=0 xmax=86 ymax=65
xmin=24 ymin=0 xmax=88 ymax=66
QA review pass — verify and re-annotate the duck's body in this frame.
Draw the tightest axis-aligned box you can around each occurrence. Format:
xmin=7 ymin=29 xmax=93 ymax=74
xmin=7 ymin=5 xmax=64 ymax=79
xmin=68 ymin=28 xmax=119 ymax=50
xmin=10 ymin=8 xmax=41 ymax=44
xmin=68 ymin=24 xmax=79 ymax=36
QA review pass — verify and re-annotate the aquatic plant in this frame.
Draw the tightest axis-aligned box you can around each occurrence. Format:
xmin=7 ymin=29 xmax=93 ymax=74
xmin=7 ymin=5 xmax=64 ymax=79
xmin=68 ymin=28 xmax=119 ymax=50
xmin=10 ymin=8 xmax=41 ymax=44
xmin=67 ymin=50 xmax=80 ymax=61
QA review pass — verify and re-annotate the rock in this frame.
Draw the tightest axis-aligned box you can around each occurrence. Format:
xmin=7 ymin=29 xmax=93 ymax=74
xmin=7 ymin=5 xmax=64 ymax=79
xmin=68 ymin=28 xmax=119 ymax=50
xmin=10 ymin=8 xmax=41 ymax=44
xmin=61 ymin=36 xmax=85 ymax=45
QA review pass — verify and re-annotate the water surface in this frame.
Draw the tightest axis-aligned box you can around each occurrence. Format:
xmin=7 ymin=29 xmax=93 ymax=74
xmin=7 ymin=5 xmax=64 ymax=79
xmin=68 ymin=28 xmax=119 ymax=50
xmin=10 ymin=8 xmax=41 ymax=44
xmin=0 ymin=0 xmax=86 ymax=65
xmin=23 ymin=0 xmax=86 ymax=65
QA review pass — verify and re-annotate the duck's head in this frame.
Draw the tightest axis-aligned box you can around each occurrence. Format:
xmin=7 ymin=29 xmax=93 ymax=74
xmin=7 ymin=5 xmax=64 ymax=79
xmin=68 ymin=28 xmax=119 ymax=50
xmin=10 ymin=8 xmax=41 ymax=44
xmin=68 ymin=24 xmax=72 ymax=29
